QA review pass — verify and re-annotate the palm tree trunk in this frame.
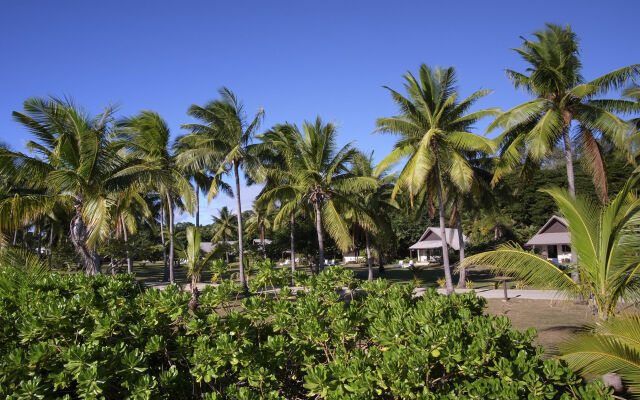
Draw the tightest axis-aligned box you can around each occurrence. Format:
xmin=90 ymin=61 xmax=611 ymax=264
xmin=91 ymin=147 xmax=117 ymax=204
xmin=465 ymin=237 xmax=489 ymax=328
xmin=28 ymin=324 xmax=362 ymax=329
xmin=435 ymin=166 xmax=454 ymax=294
xmin=195 ymin=186 xmax=200 ymax=229
xmin=122 ymin=216 xmax=132 ymax=274
xmin=261 ymin=225 xmax=266 ymax=259
xmin=378 ymin=248 xmax=385 ymax=275
xmin=37 ymin=226 xmax=42 ymax=258
xmin=13 ymin=229 xmax=18 ymax=246
xmin=455 ymin=209 xmax=467 ymax=289
xmin=233 ymin=162 xmax=247 ymax=290
xmin=313 ymin=201 xmax=324 ymax=275
xmin=562 ymin=111 xmax=580 ymax=282
xmin=70 ymin=199 xmax=101 ymax=275
xmin=290 ymin=212 xmax=296 ymax=281
xmin=161 ymin=205 xmax=168 ymax=281
xmin=562 ymin=111 xmax=576 ymax=198
xmin=165 ymin=193 xmax=175 ymax=284
xmin=48 ymin=223 xmax=53 ymax=269
xmin=365 ymin=230 xmax=373 ymax=281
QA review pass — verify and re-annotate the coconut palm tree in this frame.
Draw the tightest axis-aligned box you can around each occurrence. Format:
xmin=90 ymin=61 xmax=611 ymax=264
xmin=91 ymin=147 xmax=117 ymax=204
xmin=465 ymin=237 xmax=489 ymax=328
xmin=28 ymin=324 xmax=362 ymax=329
xmin=174 ymin=133 xmax=231 ymax=228
xmin=0 ymin=97 xmax=129 ymax=275
xmin=180 ymin=225 xmax=217 ymax=314
xmin=349 ymin=151 xmax=397 ymax=281
xmin=180 ymin=88 xmax=264 ymax=290
xmin=253 ymin=123 xmax=306 ymax=275
xmin=211 ymin=206 xmax=237 ymax=263
xmin=261 ymin=118 xmax=376 ymax=274
xmin=489 ymin=23 xmax=640 ymax=203
xmin=561 ymin=314 xmax=640 ymax=397
xmin=245 ymin=201 xmax=274 ymax=259
xmin=111 ymin=186 xmax=151 ymax=273
xmin=375 ymin=64 xmax=498 ymax=293
xmin=443 ymin=156 xmax=497 ymax=287
xmin=116 ymin=111 xmax=194 ymax=283
xmin=461 ymin=171 xmax=640 ymax=320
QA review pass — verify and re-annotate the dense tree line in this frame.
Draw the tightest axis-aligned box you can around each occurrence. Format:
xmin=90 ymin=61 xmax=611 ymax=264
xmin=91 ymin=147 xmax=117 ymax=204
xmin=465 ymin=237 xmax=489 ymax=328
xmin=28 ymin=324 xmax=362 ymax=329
xmin=0 ymin=23 xmax=638 ymax=293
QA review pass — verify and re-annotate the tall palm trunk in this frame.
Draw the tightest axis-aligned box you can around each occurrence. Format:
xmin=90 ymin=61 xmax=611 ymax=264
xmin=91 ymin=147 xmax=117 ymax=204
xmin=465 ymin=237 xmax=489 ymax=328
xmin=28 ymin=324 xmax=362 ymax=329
xmin=195 ymin=186 xmax=200 ymax=228
xmin=48 ymin=224 xmax=53 ymax=269
xmin=260 ymin=225 xmax=266 ymax=259
xmin=378 ymin=248 xmax=385 ymax=275
xmin=562 ymin=110 xmax=580 ymax=282
xmin=365 ymin=231 xmax=373 ymax=281
xmin=166 ymin=192 xmax=175 ymax=284
xmin=290 ymin=212 xmax=296 ymax=281
xmin=434 ymin=166 xmax=454 ymax=294
xmin=455 ymin=208 xmax=467 ymax=289
xmin=233 ymin=162 xmax=247 ymax=290
xmin=70 ymin=199 xmax=101 ymax=275
xmin=161 ymin=206 xmax=168 ymax=281
xmin=562 ymin=110 xmax=576 ymax=198
xmin=313 ymin=201 xmax=324 ymax=275
xmin=37 ymin=226 xmax=42 ymax=258
xmin=122 ymin=216 xmax=132 ymax=274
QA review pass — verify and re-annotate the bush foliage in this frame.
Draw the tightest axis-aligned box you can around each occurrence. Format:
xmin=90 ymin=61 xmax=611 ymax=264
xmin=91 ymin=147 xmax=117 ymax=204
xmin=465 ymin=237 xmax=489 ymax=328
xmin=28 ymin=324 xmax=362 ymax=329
xmin=0 ymin=264 xmax=611 ymax=399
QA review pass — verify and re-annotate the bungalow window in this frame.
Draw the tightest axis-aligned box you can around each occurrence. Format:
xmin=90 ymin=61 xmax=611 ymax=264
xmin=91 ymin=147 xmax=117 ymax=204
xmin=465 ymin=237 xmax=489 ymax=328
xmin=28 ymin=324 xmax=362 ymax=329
xmin=561 ymin=245 xmax=571 ymax=253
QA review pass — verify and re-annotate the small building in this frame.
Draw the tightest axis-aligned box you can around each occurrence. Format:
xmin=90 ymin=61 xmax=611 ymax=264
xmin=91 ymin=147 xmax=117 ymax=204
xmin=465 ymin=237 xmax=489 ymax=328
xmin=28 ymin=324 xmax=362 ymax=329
xmin=252 ymin=238 xmax=272 ymax=247
xmin=200 ymin=242 xmax=215 ymax=253
xmin=409 ymin=227 xmax=467 ymax=264
xmin=200 ymin=240 xmax=237 ymax=254
xmin=525 ymin=215 xmax=572 ymax=264
xmin=342 ymin=250 xmax=364 ymax=263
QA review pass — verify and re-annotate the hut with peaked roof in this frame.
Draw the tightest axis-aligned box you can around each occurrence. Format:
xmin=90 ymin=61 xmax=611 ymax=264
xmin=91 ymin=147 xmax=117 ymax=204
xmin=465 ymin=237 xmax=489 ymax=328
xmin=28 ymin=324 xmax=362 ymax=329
xmin=525 ymin=215 xmax=572 ymax=264
xmin=408 ymin=227 xmax=467 ymax=264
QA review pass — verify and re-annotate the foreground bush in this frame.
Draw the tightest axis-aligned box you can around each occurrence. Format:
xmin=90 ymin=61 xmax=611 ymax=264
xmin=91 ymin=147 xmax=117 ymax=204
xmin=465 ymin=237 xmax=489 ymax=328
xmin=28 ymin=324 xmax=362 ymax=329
xmin=0 ymin=265 xmax=611 ymax=399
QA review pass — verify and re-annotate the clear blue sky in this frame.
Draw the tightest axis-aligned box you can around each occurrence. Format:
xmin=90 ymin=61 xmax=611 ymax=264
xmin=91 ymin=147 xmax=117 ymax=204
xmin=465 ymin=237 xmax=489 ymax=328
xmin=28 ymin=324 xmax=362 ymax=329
xmin=1 ymin=0 xmax=638 ymax=223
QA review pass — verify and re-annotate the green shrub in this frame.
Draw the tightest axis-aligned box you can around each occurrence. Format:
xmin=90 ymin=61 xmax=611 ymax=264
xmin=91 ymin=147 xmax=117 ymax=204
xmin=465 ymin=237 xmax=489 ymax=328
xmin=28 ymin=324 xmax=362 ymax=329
xmin=209 ymin=258 xmax=229 ymax=283
xmin=0 ymin=265 xmax=611 ymax=399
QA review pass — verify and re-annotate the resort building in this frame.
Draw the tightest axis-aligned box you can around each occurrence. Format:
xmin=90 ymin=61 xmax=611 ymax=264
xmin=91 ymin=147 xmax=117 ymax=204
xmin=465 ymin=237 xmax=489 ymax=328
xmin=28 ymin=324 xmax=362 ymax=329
xmin=342 ymin=250 xmax=364 ymax=263
xmin=525 ymin=215 xmax=572 ymax=264
xmin=409 ymin=227 xmax=467 ymax=264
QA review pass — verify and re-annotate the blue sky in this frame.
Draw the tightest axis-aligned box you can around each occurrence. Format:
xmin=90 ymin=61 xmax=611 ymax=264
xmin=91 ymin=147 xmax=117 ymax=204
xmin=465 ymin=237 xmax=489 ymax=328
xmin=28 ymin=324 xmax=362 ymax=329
xmin=1 ymin=0 xmax=638 ymax=223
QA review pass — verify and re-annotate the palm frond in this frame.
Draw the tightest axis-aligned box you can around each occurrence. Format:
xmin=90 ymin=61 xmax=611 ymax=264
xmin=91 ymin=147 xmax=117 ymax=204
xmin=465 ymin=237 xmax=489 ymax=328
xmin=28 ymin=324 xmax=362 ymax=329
xmin=460 ymin=242 xmax=580 ymax=295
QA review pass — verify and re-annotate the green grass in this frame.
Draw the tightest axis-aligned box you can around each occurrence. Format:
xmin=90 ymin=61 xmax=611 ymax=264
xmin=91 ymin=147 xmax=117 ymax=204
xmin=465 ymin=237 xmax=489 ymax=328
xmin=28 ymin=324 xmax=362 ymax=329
xmin=132 ymin=260 xmax=317 ymax=285
xmin=132 ymin=261 xmax=515 ymax=289
xmin=343 ymin=263 xmax=519 ymax=289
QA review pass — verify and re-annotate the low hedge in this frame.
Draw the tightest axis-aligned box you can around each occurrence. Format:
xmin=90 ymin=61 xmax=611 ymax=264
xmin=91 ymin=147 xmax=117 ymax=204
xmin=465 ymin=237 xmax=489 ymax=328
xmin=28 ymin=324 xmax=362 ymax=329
xmin=0 ymin=263 xmax=611 ymax=399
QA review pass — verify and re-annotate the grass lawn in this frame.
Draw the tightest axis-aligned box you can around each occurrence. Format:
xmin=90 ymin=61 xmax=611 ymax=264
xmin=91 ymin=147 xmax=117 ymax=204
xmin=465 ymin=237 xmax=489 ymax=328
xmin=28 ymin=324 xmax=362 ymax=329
xmin=485 ymin=298 xmax=595 ymax=356
xmin=132 ymin=261 xmax=510 ymax=289
xmin=345 ymin=263 xmax=520 ymax=289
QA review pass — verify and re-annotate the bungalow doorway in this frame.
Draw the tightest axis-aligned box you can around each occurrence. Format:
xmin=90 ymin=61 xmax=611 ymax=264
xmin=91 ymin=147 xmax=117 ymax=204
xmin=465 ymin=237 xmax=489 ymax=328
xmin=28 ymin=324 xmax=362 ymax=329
xmin=547 ymin=244 xmax=557 ymax=259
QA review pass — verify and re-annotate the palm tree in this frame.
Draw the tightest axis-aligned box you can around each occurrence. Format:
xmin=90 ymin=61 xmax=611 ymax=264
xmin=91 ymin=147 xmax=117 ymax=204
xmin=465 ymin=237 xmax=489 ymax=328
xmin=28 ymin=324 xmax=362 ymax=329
xmin=489 ymin=23 xmax=639 ymax=203
xmin=0 ymin=97 xmax=127 ymax=275
xmin=349 ymin=151 xmax=397 ymax=281
xmin=180 ymin=225 xmax=217 ymax=314
xmin=262 ymin=118 xmax=376 ymax=274
xmin=444 ymin=156 xmax=496 ymax=288
xmin=174 ymin=133 xmax=231 ymax=228
xmin=180 ymin=88 xmax=264 ymax=290
xmin=461 ymin=171 xmax=640 ymax=320
xmin=375 ymin=64 xmax=498 ymax=293
xmin=211 ymin=206 xmax=237 ymax=263
xmin=253 ymin=123 xmax=306 ymax=276
xmin=561 ymin=314 xmax=640 ymax=397
xmin=111 ymin=187 xmax=151 ymax=273
xmin=245 ymin=201 xmax=274 ymax=259
xmin=117 ymin=111 xmax=194 ymax=283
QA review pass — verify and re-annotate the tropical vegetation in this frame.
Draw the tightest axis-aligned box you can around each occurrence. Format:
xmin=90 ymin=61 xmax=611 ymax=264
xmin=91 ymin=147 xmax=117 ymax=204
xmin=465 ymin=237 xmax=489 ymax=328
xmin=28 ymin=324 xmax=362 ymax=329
xmin=0 ymin=260 xmax=613 ymax=399
xmin=1 ymin=22 xmax=640 ymax=397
